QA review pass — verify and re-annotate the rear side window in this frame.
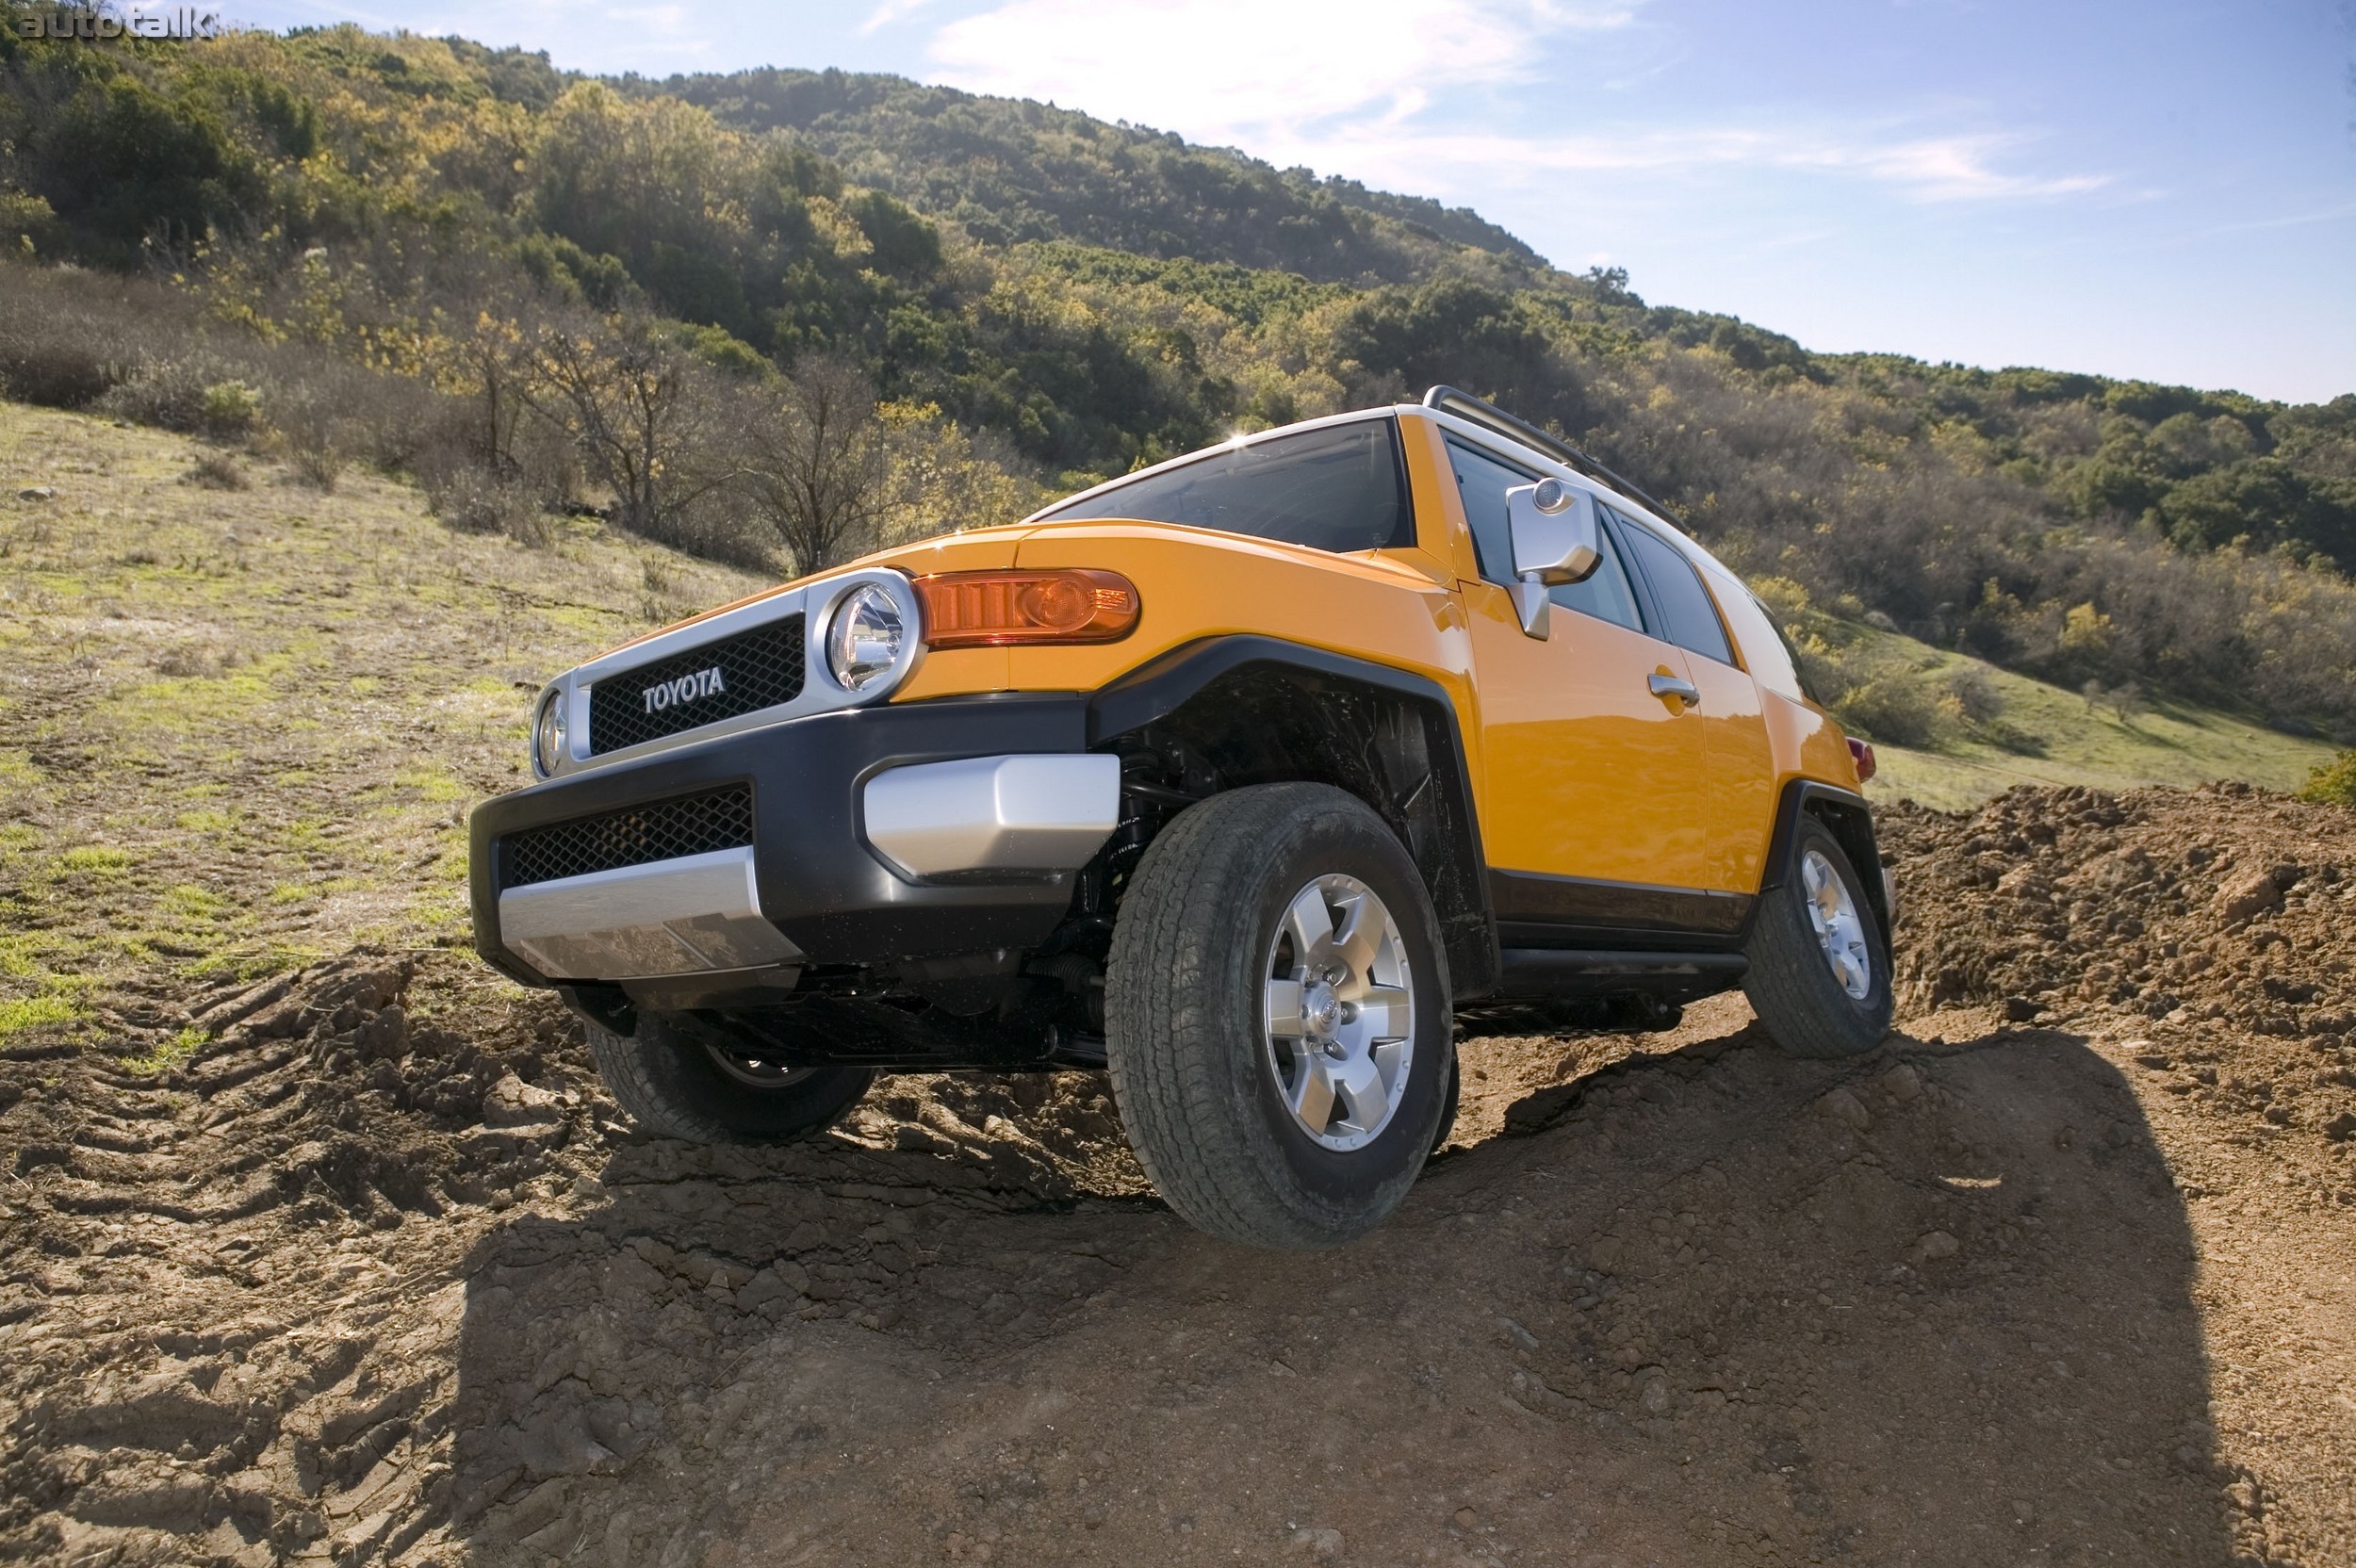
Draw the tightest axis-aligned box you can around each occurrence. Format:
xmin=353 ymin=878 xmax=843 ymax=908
xmin=1614 ymin=515 xmax=1736 ymax=666
xmin=1710 ymin=574 xmax=1808 ymax=698
xmin=1446 ymin=438 xmax=1644 ymax=633
xmin=1039 ymin=419 xmax=1411 ymax=554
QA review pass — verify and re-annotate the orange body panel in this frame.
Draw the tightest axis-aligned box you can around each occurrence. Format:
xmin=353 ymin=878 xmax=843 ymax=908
xmin=1705 ymin=582 xmax=1859 ymax=892
xmin=1460 ymin=581 xmax=1712 ymax=890
xmin=1680 ymin=652 xmax=1775 ymax=893
xmin=997 ymin=524 xmax=1476 ymax=711
xmin=1775 ymin=692 xmax=1861 ymax=801
xmin=1392 ymin=416 xmax=1474 ymax=586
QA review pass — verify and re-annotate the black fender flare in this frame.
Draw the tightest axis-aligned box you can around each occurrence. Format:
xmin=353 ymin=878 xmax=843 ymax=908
xmin=1758 ymin=779 xmax=1892 ymax=949
xmin=1086 ymin=635 xmax=1499 ymax=998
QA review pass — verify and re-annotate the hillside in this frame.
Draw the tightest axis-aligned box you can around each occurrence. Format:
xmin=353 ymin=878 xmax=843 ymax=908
xmin=1820 ymin=626 xmax=2340 ymax=813
xmin=649 ymin=66 xmax=1545 ymax=285
xmin=1 ymin=23 xmax=2353 ymax=752
xmin=4 ymin=416 xmax=2355 ymax=1567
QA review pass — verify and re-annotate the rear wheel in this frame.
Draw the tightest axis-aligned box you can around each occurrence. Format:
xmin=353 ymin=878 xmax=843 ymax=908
xmin=588 ymin=1011 xmax=874 ymax=1143
xmin=1743 ymin=818 xmax=1893 ymax=1058
xmin=1104 ymin=783 xmax=1453 ymax=1250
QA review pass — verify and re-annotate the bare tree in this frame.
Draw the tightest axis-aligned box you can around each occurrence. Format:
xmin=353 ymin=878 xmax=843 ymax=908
xmin=515 ymin=311 xmax=732 ymax=541
xmin=738 ymin=353 xmax=893 ymax=576
xmin=448 ymin=304 xmax=530 ymax=480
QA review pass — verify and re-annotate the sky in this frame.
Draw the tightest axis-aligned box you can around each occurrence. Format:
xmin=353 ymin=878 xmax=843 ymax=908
xmin=223 ymin=0 xmax=2356 ymax=404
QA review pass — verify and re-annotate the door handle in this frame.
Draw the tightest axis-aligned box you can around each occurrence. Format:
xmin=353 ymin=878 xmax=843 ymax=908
xmin=1648 ymin=673 xmax=1701 ymax=710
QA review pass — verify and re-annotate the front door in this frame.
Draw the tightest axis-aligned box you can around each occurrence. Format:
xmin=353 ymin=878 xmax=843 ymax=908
xmin=1610 ymin=513 xmax=1778 ymax=898
xmin=1443 ymin=438 xmax=1714 ymax=943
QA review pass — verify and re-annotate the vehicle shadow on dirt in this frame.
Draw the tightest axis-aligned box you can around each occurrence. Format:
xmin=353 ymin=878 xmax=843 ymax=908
xmin=438 ymin=1023 xmax=2231 ymax=1566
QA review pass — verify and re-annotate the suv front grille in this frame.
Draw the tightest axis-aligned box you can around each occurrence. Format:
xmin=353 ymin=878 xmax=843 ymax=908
xmin=500 ymin=785 xmax=755 ymax=890
xmin=587 ymin=614 xmax=806 ymax=756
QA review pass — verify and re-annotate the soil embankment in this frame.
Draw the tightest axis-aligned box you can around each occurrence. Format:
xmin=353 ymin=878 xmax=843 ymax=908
xmin=3 ymin=782 xmax=2352 ymax=1565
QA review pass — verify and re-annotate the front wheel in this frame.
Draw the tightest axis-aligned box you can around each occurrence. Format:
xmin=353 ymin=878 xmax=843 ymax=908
xmin=588 ymin=1011 xmax=875 ymax=1143
xmin=1743 ymin=818 xmax=1894 ymax=1058
xmin=1104 ymin=783 xmax=1454 ymax=1250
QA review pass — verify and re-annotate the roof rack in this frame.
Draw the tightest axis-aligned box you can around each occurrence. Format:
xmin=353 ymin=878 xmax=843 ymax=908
xmin=1420 ymin=385 xmax=1686 ymax=531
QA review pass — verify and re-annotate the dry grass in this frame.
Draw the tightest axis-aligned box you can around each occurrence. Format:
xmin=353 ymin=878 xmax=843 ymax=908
xmin=0 ymin=400 xmax=768 ymax=1044
xmin=182 ymin=451 xmax=249 ymax=490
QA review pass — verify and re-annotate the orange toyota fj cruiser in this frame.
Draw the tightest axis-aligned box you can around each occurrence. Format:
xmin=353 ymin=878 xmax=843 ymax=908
xmin=468 ymin=388 xmax=1893 ymax=1249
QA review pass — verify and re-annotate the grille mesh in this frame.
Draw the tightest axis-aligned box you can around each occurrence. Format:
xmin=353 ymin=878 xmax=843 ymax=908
xmin=588 ymin=614 xmax=806 ymax=756
xmin=501 ymin=785 xmax=755 ymax=890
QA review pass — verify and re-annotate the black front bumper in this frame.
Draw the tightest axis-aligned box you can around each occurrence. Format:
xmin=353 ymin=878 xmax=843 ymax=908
xmin=467 ymin=693 xmax=1093 ymax=988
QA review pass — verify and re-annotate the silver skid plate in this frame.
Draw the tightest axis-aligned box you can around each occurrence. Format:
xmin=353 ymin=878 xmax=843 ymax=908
xmin=498 ymin=847 xmax=800 ymax=980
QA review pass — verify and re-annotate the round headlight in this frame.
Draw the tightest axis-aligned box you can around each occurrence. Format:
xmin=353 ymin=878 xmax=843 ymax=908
xmin=532 ymin=692 xmax=568 ymax=777
xmin=826 ymin=583 xmax=906 ymax=693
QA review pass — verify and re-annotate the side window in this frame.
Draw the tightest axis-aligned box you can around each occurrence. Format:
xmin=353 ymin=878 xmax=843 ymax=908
xmin=1710 ymin=572 xmax=1807 ymax=698
xmin=1614 ymin=515 xmax=1736 ymax=666
xmin=1445 ymin=439 xmax=1644 ymax=633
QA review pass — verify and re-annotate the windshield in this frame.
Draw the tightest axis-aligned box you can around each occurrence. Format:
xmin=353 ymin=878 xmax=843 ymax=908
xmin=1038 ymin=418 xmax=1412 ymax=555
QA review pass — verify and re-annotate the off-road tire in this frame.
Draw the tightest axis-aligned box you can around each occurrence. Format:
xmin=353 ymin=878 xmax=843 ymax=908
xmin=588 ymin=1012 xmax=874 ymax=1143
xmin=1104 ymin=783 xmax=1453 ymax=1250
xmin=1744 ymin=817 xmax=1894 ymax=1059
xmin=1432 ymin=1049 xmax=1461 ymax=1153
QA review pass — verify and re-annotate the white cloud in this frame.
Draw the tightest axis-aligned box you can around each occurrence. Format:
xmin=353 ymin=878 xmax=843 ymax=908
xmin=923 ymin=0 xmax=2103 ymax=210
xmin=1263 ymin=123 xmax=2109 ymax=205
xmin=928 ymin=0 xmax=1635 ymax=139
xmin=860 ymin=0 xmax=942 ymax=36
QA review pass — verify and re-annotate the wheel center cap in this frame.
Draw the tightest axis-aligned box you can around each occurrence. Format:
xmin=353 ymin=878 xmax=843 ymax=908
xmin=1302 ymin=979 xmax=1341 ymax=1037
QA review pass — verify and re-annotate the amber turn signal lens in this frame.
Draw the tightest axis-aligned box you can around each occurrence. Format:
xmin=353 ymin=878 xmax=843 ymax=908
xmin=914 ymin=569 xmax=1140 ymax=648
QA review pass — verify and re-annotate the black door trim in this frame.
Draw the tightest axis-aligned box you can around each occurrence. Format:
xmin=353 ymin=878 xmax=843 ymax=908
xmin=1494 ymin=947 xmax=1748 ymax=1004
xmin=1489 ymin=865 xmax=1752 ymax=950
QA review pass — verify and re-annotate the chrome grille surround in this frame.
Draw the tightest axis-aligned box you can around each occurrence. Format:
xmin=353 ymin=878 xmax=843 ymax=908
xmin=527 ymin=566 xmax=926 ymax=780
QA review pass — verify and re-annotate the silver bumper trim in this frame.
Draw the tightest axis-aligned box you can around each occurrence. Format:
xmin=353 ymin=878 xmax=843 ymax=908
xmin=862 ymin=754 xmax=1121 ymax=880
xmin=498 ymin=846 xmax=802 ymax=981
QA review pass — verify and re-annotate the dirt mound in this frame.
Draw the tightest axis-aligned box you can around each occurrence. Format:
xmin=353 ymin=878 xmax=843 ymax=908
xmin=1881 ymin=781 xmax=2356 ymax=1147
xmin=2 ymin=784 xmax=2352 ymax=1566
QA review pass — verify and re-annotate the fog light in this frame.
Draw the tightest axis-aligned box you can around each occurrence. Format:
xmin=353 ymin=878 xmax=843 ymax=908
xmin=826 ymin=583 xmax=906 ymax=692
xmin=533 ymin=691 xmax=567 ymax=776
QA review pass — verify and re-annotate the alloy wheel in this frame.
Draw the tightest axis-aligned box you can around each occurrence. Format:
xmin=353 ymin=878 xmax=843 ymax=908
xmin=1263 ymin=874 xmax=1416 ymax=1151
xmin=1800 ymin=847 xmax=1873 ymax=1000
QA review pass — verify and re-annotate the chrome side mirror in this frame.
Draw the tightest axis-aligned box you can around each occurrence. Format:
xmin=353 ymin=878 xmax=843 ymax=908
xmin=1505 ymin=477 xmax=1599 ymax=639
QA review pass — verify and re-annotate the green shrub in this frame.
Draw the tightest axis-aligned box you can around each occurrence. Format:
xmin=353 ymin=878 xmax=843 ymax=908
xmin=1830 ymin=668 xmax=1955 ymax=749
xmin=2297 ymin=750 xmax=2356 ymax=808
xmin=200 ymin=380 xmax=263 ymax=437
xmin=1978 ymin=720 xmax=2048 ymax=758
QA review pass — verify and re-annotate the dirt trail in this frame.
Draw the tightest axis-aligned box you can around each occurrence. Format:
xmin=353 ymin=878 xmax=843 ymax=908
xmin=2 ymin=783 xmax=2352 ymax=1566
